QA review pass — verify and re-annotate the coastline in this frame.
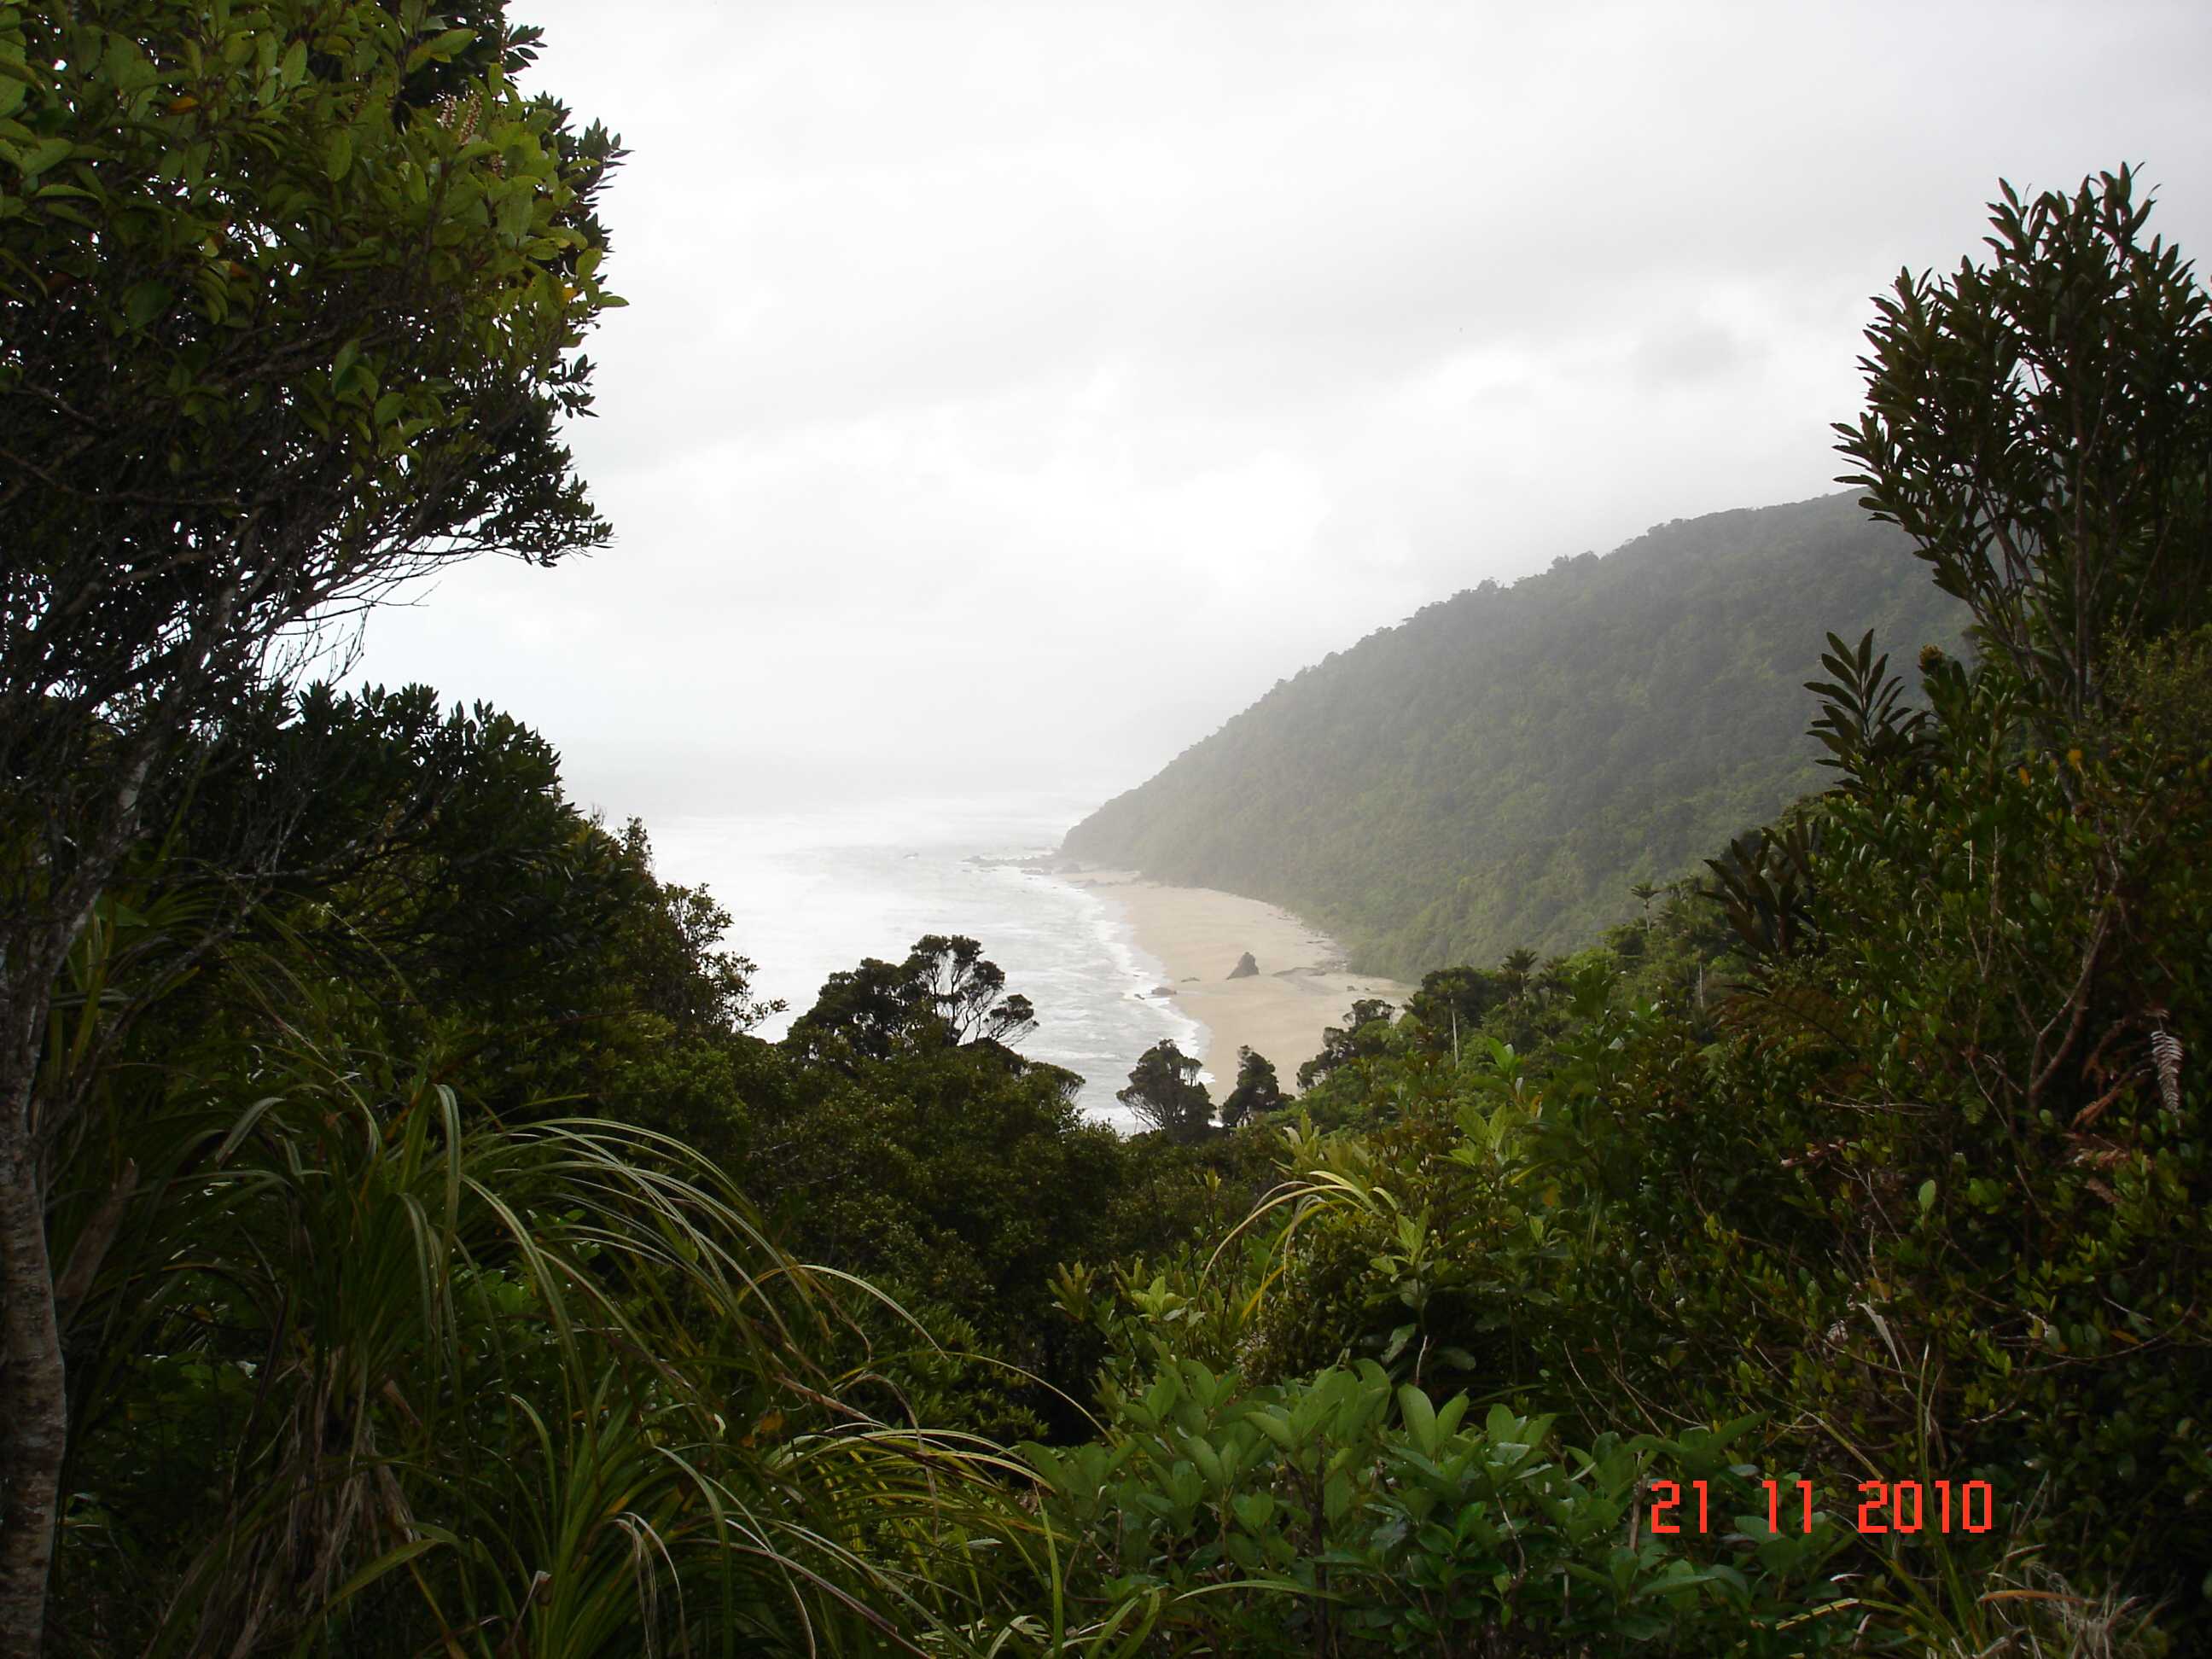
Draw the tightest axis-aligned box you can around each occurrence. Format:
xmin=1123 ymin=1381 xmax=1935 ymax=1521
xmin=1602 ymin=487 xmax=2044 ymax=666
xmin=1058 ymin=869 xmax=1411 ymax=1100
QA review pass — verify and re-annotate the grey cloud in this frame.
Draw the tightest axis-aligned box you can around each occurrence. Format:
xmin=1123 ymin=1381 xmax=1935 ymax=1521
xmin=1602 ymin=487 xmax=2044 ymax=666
xmin=353 ymin=0 xmax=2212 ymax=819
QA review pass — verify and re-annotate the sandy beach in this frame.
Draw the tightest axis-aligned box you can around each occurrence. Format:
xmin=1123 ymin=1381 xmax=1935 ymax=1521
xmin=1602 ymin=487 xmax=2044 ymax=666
xmin=1060 ymin=870 xmax=1411 ymax=1100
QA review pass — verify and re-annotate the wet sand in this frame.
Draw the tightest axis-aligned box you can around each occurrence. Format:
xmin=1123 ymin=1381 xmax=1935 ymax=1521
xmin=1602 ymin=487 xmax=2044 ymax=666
xmin=1060 ymin=869 xmax=1410 ymax=1099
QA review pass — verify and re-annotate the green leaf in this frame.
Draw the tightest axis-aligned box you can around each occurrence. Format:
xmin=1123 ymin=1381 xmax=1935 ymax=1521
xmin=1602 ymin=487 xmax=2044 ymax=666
xmin=1185 ymin=1435 xmax=1224 ymax=1490
xmin=1323 ymin=1469 xmax=1353 ymax=1522
xmin=278 ymin=39 xmax=307 ymax=89
xmin=1918 ymin=1178 xmax=1936 ymax=1213
xmin=1434 ymin=1393 xmax=1470 ymax=1441
xmin=408 ymin=27 xmax=476 ymax=71
xmin=327 ymin=129 xmax=352 ymax=182
xmin=1398 ymin=1383 xmax=1438 ymax=1456
xmin=1017 ymin=1442 xmax=1067 ymax=1493
xmin=495 ymin=184 xmax=532 ymax=240
xmin=0 ymin=78 xmax=23 ymax=121
xmin=19 ymin=135 xmax=69 ymax=178
xmin=125 ymin=281 xmax=172 ymax=330
xmin=32 ymin=199 xmax=95 ymax=229
xmin=323 ymin=1537 xmax=441 ymax=1613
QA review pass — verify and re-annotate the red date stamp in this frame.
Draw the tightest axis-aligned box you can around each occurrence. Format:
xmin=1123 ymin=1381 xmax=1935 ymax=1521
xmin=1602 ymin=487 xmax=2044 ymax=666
xmin=1649 ymin=1478 xmax=1996 ymax=1535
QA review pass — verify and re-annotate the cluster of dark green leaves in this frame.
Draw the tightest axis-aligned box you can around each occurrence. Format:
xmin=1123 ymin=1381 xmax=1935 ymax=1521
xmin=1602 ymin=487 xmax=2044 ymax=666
xmin=1835 ymin=166 xmax=2212 ymax=726
xmin=1024 ymin=1359 xmax=1854 ymax=1655
xmin=1047 ymin=174 xmax=2212 ymax=1648
xmin=1221 ymin=1045 xmax=1287 ymax=1127
xmin=96 ymin=682 xmax=772 ymax=1154
xmin=748 ymin=999 xmax=1282 ymax=1441
xmin=1117 ymin=1039 xmax=1215 ymax=1142
xmin=1 ymin=0 xmax=627 ymax=624
xmin=1296 ymin=998 xmax=1396 ymax=1090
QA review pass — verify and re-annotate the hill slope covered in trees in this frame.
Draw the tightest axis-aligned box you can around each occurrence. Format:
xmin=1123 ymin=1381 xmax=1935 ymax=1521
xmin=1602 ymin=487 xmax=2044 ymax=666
xmin=1063 ymin=490 xmax=1965 ymax=976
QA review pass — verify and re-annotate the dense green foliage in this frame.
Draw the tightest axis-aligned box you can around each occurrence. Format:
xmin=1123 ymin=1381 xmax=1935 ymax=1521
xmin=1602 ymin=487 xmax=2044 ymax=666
xmin=1062 ymin=490 xmax=1965 ymax=978
xmin=1022 ymin=1367 xmax=1854 ymax=1654
xmin=1220 ymin=1045 xmax=1286 ymax=1126
xmin=1040 ymin=622 xmax=2209 ymax=1649
xmin=39 ymin=676 xmax=1288 ymax=1650
xmin=8 ymin=33 xmax=2204 ymax=1652
xmin=1029 ymin=169 xmax=2210 ymax=1653
xmin=1836 ymin=168 xmax=2212 ymax=726
xmin=1117 ymin=1040 xmax=1216 ymax=1144
xmin=1 ymin=2 xmax=629 ymax=1644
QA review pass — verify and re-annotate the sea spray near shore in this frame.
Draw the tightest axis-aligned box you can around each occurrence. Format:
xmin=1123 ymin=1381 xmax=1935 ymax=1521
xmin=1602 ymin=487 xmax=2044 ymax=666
xmin=1057 ymin=870 xmax=1412 ymax=1103
xmin=647 ymin=794 xmax=1204 ymax=1127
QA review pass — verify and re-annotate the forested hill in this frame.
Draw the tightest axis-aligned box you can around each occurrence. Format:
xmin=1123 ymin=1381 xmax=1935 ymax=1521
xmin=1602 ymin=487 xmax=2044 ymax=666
xmin=1063 ymin=489 xmax=1966 ymax=978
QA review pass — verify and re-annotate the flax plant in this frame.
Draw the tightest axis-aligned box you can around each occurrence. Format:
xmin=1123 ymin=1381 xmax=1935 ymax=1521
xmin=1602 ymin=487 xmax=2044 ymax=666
xmin=44 ymin=952 xmax=1056 ymax=1656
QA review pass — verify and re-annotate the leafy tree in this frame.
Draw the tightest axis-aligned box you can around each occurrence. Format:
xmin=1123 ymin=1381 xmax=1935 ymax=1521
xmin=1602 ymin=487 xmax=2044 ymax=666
xmin=781 ymin=957 xmax=918 ymax=1066
xmin=169 ymin=689 xmax=779 ymax=1156
xmin=1296 ymin=998 xmax=1396 ymax=1090
xmin=783 ymin=934 xmax=1034 ymax=1068
xmin=119 ymin=684 xmax=777 ymax=1086
xmin=608 ymin=818 xmax=784 ymax=1038
xmin=906 ymin=933 xmax=1038 ymax=1046
xmin=1053 ymin=173 xmax=2212 ymax=1646
xmin=0 ymin=5 xmax=623 ymax=1637
xmin=1119 ymin=1040 xmax=1214 ymax=1142
xmin=1220 ymin=1045 xmax=1285 ymax=1126
xmin=1404 ymin=965 xmax=1505 ymax=1057
xmin=746 ymin=1029 xmax=1112 ymax=1439
xmin=1836 ymin=165 xmax=2212 ymax=726
xmin=1497 ymin=948 xmax=1540 ymax=1001
xmin=1628 ymin=881 xmax=1660 ymax=928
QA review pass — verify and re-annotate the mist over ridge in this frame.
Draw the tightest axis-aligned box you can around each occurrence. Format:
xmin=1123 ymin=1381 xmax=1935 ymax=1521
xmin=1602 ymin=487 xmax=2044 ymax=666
xmin=1063 ymin=487 xmax=1968 ymax=976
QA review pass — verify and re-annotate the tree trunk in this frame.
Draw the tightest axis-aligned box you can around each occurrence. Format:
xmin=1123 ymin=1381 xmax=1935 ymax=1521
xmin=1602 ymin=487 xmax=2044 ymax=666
xmin=0 ymin=728 xmax=176 ymax=1656
xmin=0 ymin=1118 xmax=62 ymax=1659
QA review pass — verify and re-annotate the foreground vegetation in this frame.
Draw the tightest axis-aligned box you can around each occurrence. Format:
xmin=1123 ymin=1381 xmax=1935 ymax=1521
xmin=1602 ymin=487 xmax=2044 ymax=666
xmin=3 ymin=3 xmax=2206 ymax=1651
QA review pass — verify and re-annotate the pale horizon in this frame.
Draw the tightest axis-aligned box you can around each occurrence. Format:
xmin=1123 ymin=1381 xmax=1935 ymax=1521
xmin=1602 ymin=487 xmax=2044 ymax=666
xmin=348 ymin=0 xmax=2212 ymax=824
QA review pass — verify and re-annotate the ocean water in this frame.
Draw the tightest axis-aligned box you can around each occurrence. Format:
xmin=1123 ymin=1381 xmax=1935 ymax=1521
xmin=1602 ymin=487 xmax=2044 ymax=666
xmin=647 ymin=792 xmax=1206 ymax=1129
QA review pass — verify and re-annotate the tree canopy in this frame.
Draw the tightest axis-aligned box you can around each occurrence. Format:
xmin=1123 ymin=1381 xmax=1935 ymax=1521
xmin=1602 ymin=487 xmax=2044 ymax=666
xmin=0 ymin=4 xmax=624 ymax=1644
xmin=1220 ymin=1045 xmax=1286 ymax=1126
xmin=1837 ymin=165 xmax=2212 ymax=725
xmin=783 ymin=934 xmax=1037 ymax=1068
xmin=1296 ymin=997 xmax=1395 ymax=1090
xmin=1117 ymin=1039 xmax=1214 ymax=1141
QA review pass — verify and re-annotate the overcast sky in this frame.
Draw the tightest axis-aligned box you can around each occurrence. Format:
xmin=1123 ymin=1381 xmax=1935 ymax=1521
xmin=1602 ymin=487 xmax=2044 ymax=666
xmin=352 ymin=0 xmax=2212 ymax=822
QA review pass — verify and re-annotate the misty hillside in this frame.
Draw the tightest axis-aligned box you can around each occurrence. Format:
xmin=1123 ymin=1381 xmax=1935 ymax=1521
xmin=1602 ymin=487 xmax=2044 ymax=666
xmin=1063 ymin=489 xmax=1967 ymax=977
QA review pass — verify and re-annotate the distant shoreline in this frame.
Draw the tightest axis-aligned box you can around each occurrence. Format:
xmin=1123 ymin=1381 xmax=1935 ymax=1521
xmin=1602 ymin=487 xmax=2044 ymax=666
xmin=1055 ymin=868 xmax=1410 ymax=1101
